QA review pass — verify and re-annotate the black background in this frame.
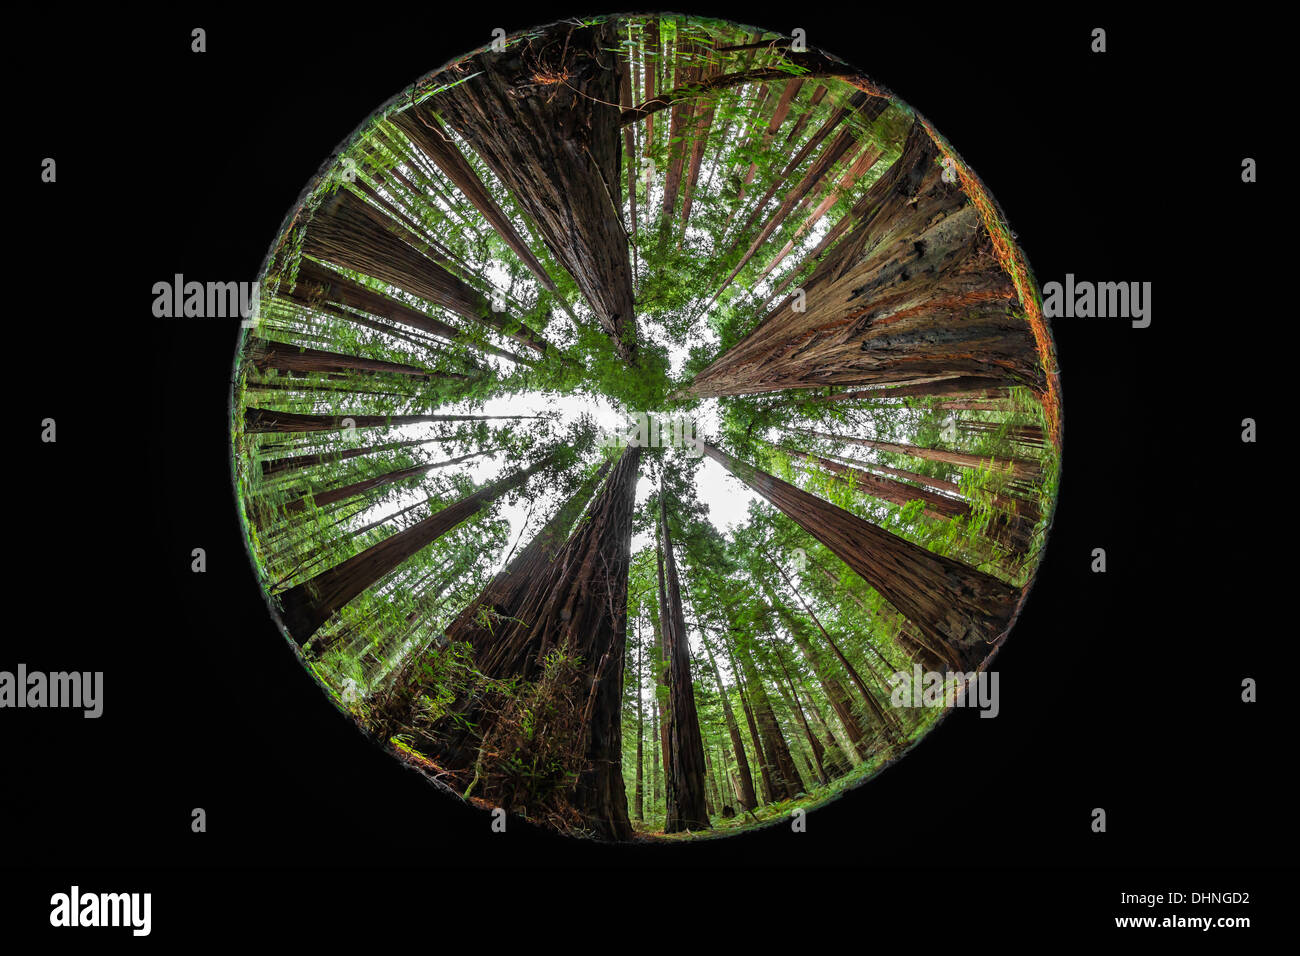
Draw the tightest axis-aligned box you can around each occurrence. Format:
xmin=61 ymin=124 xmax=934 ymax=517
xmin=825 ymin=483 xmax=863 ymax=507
xmin=5 ymin=3 xmax=1288 ymax=938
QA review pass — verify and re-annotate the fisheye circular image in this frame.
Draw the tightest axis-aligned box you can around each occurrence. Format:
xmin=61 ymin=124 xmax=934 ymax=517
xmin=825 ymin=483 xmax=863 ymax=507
xmin=230 ymin=13 xmax=1061 ymax=842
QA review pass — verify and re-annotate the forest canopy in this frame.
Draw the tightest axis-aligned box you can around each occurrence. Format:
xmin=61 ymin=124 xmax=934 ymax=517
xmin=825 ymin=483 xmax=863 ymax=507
xmin=230 ymin=13 xmax=1061 ymax=842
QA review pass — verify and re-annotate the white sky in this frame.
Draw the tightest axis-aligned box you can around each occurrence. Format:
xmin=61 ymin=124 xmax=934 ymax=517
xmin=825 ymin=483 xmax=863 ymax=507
xmin=335 ymin=381 xmax=761 ymax=583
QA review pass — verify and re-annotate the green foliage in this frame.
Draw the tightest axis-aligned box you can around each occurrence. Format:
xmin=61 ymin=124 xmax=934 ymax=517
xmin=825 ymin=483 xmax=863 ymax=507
xmin=230 ymin=11 xmax=1062 ymax=842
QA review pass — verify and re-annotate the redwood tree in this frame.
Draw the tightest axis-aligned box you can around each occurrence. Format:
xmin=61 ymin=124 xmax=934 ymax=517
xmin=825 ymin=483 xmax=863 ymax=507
xmin=276 ymin=453 xmax=555 ymax=640
xmin=689 ymin=122 xmax=1043 ymax=398
xmin=434 ymin=21 xmax=637 ymax=361
xmin=430 ymin=448 xmax=641 ymax=840
xmin=703 ymin=441 xmax=1021 ymax=670
xmin=658 ymin=493 xmax=712 ymax=832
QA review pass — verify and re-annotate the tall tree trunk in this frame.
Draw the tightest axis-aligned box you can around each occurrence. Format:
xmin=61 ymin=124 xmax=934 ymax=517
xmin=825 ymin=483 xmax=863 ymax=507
xmin=649 ymin=578 xmax=671 ymax=795
xmin=659 ymin=30 xmax=696 ymax=228
xmin=658 ymin=494 xmax=712 ymax=832
xmin=809 ymin=562 xmax=905 ymax=674
xmin=389 ymin=107 xmax=559 ymax=294
xmin=704 ymin=442 xmax=1019 ymax=671
xmin=435 ymin=447 xmax=642 ymax=840
xmin=277 ymin=453 xmax=554 ymax=640
xmin=769 ymin=640 xmax=830 ymax=784
xmin=796 ymin=376 xmax=1010 ymax=405
xmin=959 ymin=420 xmax=1045 ymax=447
xmin=435 ymin=21 xmax=637 ymax=361
xmin=247 ymin=338 xmax=434 ymax=378
xmin=641 ymin=19 xmax=658 ymax=163
xmin=700 ymin=630 xmax=758 ymax=810
xmin=725 ymin=83 xmax=770 ymax=210
xmin=302 ymin=188 xmax=552 ymax=355
xmin=651 ymin=701 xmax=661 ymax=806
xmin=722 ymin=93 xmax=884 ymax=287
xmin=619 ymin=51 xmax=640 ymax=281
xmin=690 ymin=121 xmax=1044 ymax=398
xmin=634 ymin=627 xmax=645 ymax=823
xmin=709 ymin=93 xmax=885 ymax=308
xmin=796 ymin=676 xmax=853 ymax=776
xmin=800 ymin=429 xmax=1041 ymax=483
xmin=244 ymin=408 xmax=528 ymax=434
xmin=284 ymin=258 xmax=529 ymax=364
xmin=716 ymin=741 xmax=732 ymax=811
xmin=723 ymin=629 xmax=774 ymax=804
xmin=789 ymin=627 xmax=870 ymax=760
xmin=620 ymin=47 xmax=865 ymax=125
xmin=782 ymin=84 xmax=827 ymax=146
xmin=678 ymin=89 xmax=715 ymax=229
xmin=758 ymin=144 xmax=880 ymax=283
xmin=783 ymin=446 xmax=969 ymax=522
xmin=819 ymin=450 xmax=1039 ymax=522
xmin=275 ymin=449 xmax=486 ymax=519
xmin=700 ymin=722 xmax=718 ymax=816
xmin=930 ymin=400 xmax=1006 ymax=412
xmin=259 ymin=436 xmax=455 ymax=479
xmin=735 ymin=639 xmax=804 ymax=799
xmin=741 ymin=78 xmax=803 ymax=187
xmin=766 ymin=555 xmax=904 ymax=742
xmin=442 ymin=463 xmax=609 ymax=647
xmin=244 ymin=381 xmax=415 ymax=400
xmin=790 ymin=447 xmax=1035 ymax=552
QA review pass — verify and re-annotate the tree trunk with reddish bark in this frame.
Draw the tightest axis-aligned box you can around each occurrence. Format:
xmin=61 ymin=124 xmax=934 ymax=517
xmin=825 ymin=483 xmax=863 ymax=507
xmin=442 ymin=462 xmax=610 ymax=653
xmin=284 ymin=258 xmax=530 ymax=364
xmin=700 ymin=630 xmax=758 ymax=810
xmin=796 ymin=376 xmax=1011 ymax=405
xmin=722 ymin=629 xmax=774 ymax=804
xmin=734 ymin=639 xmax=804 ymax=798
xmin=275 ymin=450 xmax=486 ymax=519
xmin=277 ymin=453 xmax=555 ymax=640
xmin=658 ymin=495 xmax=712 ymax=832
xmin=247 ymin=338 xmax=433 ymax=378
xmin=434 ymin=21 xmax=637 ymax=361
xmin=710 ymin=92 xmax=884 ymax=307
xmin=703 ymin=442 xmax=1021 ymax=671
xmin=620 ymin=46 xmax=864 ymax=126
xmin=634 ymin=629 xmax=645 ymax=822
xmin=260 ymin=437 xmax=444 ymax=479
xmin=742 ymin=78 xmax=803 ymax=187
xmin=758 ymin=143 xmax=881 ymax=283
xmin=787 ymin=625 xmax=870 ymax=760
xmin=769 ymin=642 xmax=830 ymax=784
xmin=244 ymin=408 xmax=528 ymax=434
xmin=782 ymin=446 xmax=967 ymax=521
xmin=431 ymin=448 xmax=641 ymax=840
xmin=389 ymin=107 xmax=559 ymax=294
xmin=800 ymin=429 xmax=1041 ymax=483
xmin=302 ymin=188 xmax=551 ymax=356
xmin=766 ymin=555 xmax=905 ymax=741
xmin=690 ymin=122 xmax=1045 ymax=398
